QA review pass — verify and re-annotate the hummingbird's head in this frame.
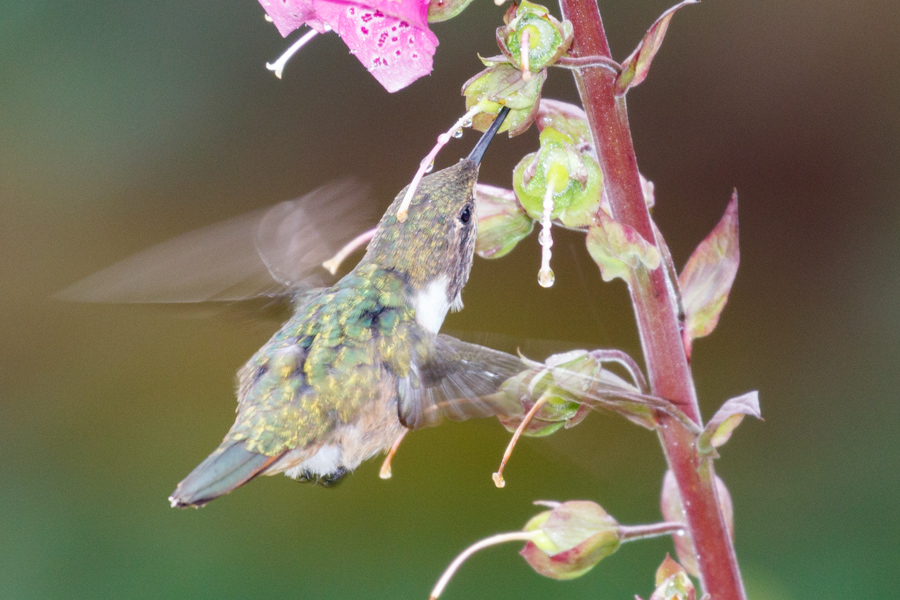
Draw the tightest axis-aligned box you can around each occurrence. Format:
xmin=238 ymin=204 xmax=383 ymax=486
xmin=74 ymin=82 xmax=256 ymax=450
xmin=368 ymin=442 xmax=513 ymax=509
xmin=362 ymin=107 xmax=509 ymax=333
xmin=364 ymin=159 xmax=481 ymax=328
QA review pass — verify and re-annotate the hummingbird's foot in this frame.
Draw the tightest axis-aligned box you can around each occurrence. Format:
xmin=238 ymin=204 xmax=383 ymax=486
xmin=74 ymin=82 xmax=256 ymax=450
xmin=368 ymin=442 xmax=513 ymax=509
xmin=296 ymin=467 xmax=350 ymax=487
xmin=379 ymin=429 xmax=408 ymax=479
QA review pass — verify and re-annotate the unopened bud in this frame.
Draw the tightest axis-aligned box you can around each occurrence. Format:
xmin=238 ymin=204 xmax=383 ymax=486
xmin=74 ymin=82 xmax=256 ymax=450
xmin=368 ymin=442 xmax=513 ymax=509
xmin=474 ymin=184 xmax=534 ymax=259
xmin=520 ymin=501 xmax=622 ymax=580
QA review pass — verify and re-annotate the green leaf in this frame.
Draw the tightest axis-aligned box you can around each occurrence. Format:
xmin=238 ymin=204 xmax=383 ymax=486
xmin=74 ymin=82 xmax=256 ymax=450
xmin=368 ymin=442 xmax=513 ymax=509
xmin=615 ymin=0 xmax=698 ymax=95
xmin=427 ymin=0 xmax=476 ymax=23
xmin=678 ymin=192 xmax=739 ymax=354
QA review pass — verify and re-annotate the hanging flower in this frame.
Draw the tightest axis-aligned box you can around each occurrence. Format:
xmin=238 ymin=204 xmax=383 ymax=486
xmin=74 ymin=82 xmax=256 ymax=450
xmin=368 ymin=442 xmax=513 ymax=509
xmin=259 ymin=0 xmax=439 ymax=93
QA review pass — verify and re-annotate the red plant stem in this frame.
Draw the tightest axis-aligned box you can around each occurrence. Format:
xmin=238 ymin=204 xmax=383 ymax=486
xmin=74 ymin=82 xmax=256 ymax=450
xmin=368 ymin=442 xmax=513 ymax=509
xmin=557 ymin=1 xmax=747 ymax=598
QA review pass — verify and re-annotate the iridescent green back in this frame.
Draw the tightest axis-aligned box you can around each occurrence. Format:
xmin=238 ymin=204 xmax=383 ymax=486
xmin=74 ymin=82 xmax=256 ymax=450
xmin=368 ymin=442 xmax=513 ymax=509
xmin=228 ymin=264 xmax=428 ymax=456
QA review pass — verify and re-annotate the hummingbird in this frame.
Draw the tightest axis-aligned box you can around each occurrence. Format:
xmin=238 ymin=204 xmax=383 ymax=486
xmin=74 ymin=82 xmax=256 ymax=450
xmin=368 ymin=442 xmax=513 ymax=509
xmin=163 ymin=108 xmax=528 ymax=507
xmin=60 ymin=108 xmax=531 ymax=507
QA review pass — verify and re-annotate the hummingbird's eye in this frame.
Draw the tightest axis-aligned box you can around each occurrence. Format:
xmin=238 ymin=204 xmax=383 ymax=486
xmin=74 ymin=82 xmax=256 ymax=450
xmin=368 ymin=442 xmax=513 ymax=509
xmin=458 ymin=204 xmax=473 ymax=224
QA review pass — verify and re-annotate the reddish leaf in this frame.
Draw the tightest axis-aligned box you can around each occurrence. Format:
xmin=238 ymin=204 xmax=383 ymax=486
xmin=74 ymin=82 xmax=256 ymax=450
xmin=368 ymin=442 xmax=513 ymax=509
xmin=660 ymin=471 xmax=734 ymax=578
xmin=678 ymin=192 xmax=740 ymax=354
xmin=615 ymin=0 xmax=698 ymax=95
xmin=697 ymin=391 xmax=761 ymax=456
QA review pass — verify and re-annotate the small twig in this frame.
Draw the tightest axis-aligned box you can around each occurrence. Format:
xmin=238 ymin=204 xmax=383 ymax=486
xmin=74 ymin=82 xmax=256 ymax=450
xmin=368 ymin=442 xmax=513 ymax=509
xmin=586 ymin=348 xmax=649 ymax=393
xmin=619 ymin=521 xmax=684 ymax=542
xmin=554 ymin=55 xmax=621 ymax=74
xmin=493 ymin=394 xmax=550 ymax=488
xmin=429 ymin=531 xmax=539 ymax=600
xmin=322 ymin=227 xmax=377 ymax=274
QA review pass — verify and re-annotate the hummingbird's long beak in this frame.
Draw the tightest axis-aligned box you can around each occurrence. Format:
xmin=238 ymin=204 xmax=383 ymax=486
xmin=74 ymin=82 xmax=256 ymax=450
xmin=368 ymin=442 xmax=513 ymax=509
xmin=466 ymin=106 xmax=511 ymax=165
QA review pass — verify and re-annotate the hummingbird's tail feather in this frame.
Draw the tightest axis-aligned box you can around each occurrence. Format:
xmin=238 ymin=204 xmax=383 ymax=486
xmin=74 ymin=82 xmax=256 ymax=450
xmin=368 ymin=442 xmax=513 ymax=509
xmin=169 ymin=442 xmax=282 ymax=508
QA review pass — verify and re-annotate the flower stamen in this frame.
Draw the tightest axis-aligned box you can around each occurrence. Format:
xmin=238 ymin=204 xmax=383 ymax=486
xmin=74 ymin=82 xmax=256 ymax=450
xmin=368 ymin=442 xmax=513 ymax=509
xmin=520 ymin=27 xmax=532 ymax=81
xmin=266 ymin=27 xmax=326 ymax=79
xmin=397 ymin=103 xmax=487 ymax=222
xmin=322 ymin=227 xmax=378 ymax=274
xmin=492 ymin=393 xmax=550 ymax=488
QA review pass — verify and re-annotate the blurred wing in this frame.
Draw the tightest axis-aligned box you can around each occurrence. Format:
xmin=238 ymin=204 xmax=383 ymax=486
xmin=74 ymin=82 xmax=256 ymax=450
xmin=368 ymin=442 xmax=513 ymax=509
xmin=58 ymin=181 xmax=375 ymax=303
xmin=398 ymin=334 xmax=527 ymax=430
xmin=256 ymin=180 xmax=374 ymax=290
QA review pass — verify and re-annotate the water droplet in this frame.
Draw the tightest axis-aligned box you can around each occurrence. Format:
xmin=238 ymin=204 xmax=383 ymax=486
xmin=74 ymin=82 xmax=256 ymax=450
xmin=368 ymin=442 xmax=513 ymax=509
xmin=538 ymin=268 xmax=555 ymax=287
xmin=424 ymin=161 xmax=434 ymax=173
xmin=451 ymin=129 xmax=463 ymax=139
xmin=462 ymin=118 xmax=473 ymax=128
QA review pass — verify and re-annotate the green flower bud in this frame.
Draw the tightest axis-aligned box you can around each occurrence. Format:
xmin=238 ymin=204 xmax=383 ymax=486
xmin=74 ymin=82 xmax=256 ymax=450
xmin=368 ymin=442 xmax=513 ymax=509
xmin=462 ymin=64 xmax=546 ymax=136
xmin=649 ymin=555 xmax=698 ymax=600
xmin=427 ymin=0 xmax=476 ymax=23
xmin=496 ymin=1 xmax=574 ymax=72
xmin=513 ymin=127 xmax=603 ymax=227
xmin=474 ymin=184 xmax=534 ymax=259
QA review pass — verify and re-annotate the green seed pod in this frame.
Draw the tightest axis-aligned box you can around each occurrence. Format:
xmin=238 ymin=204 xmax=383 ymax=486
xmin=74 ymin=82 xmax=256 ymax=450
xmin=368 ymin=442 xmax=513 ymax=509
xmin=513 ymin=127 xmax=603 ymax=227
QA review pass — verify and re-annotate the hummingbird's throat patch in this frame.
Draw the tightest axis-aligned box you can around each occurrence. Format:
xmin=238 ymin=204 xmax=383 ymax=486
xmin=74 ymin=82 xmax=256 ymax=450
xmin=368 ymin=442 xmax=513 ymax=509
xmin=412 ymin=275 xmax=452 ymax=334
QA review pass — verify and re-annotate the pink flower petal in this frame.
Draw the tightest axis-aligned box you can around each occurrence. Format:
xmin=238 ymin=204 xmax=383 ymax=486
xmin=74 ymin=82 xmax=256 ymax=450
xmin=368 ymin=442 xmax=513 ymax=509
xmin=258 ymin=0 xmax=437 ymax=92
xmin=335 ymin=4 xmax=437 ymax=92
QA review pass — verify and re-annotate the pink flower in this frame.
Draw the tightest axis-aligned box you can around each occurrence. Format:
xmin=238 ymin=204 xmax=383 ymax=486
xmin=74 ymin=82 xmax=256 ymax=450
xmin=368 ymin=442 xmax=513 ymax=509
xmin=259 ymin=0 xmax=438 ymax=93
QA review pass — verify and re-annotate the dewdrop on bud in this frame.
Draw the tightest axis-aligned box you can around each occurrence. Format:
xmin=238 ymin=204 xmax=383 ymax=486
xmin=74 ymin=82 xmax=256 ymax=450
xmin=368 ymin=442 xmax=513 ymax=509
xmin=538 ymin=267 xmax=555 ymax=287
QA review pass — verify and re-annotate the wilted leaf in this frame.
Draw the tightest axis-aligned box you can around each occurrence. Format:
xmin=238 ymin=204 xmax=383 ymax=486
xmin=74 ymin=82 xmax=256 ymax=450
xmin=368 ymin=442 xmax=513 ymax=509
xmin=697 ymin=391 xmax=761 ymax=456
xmin=649 ymin=555 xmax=697 ymax=600
xmin=586 ymin=209 xmax=662 ymax=284
xmin=660 ymin=471 xmax=734 ymax=578
xmin=678 ymin=192 xmax=740 ymax=355
xmin=615 ymin=0 xmax=698 ymax=95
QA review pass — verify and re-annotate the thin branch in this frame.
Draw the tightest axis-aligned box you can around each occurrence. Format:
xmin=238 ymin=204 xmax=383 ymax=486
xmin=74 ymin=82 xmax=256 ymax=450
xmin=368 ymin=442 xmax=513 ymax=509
xmin=555 ymin=55 xmax=621 ymax=74
xmin=619 ymin=521 xmax=684 ymax=542
xmin=429 ymin=531 xmax=538 ymax=600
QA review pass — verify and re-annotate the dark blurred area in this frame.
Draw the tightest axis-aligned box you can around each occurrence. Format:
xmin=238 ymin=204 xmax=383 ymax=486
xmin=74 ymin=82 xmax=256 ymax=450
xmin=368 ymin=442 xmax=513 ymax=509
xmin=1 ymin=1 xmax=897 ymax=598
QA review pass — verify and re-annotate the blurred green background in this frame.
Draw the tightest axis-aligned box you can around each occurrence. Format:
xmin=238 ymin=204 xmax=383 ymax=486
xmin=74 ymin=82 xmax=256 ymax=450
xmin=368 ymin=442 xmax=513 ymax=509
xmin=2 ymin=0 xmax=897 ymax=598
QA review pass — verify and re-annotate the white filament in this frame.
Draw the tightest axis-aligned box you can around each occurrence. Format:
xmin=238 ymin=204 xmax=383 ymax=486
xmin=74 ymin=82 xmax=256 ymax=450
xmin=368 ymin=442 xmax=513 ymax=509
xmin=266 ymin=28 xmax=324 ymax=79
